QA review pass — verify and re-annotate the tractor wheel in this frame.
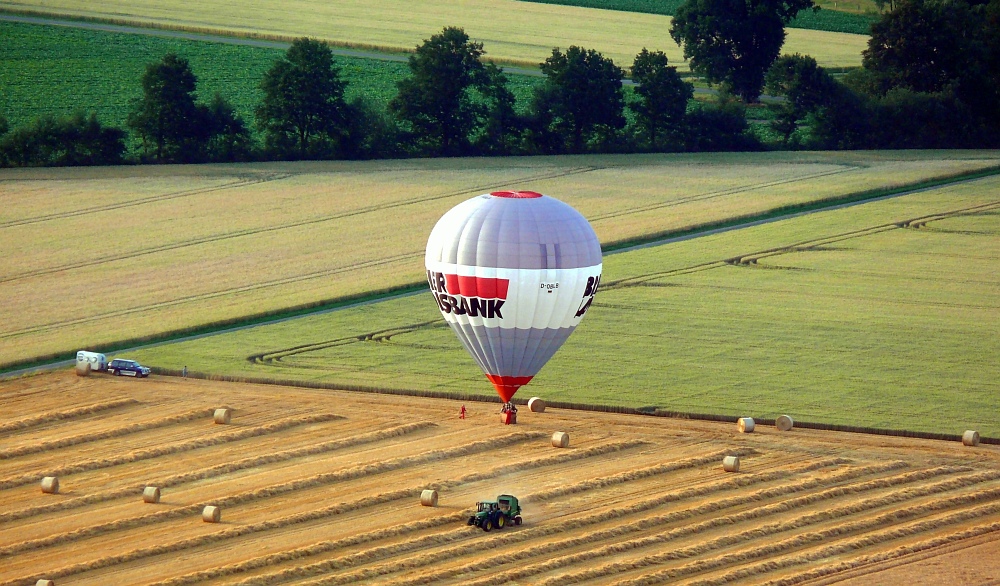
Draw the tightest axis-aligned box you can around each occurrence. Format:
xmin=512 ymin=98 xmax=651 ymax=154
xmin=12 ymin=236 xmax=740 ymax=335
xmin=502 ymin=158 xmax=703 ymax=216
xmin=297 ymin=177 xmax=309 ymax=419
xmin=495 ymin=514 xmax=505 ymax=529
xmin=514 ymin=516 xmax=522 ymax=526
xmin=482 ymin=518 xmax=493 ymax=532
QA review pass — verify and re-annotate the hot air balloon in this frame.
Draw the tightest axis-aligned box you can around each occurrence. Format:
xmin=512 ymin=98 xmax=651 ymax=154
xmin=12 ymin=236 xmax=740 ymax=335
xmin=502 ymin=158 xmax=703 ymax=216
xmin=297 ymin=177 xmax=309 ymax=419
xmin=425 ymin=191 xmax=602 ymax=413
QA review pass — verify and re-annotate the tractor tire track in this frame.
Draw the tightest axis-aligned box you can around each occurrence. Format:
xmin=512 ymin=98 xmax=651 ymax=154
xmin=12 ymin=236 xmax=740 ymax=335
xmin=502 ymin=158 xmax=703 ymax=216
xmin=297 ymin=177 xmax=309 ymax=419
xmin=0 ymin=166 xmax=597 ymax=284
xmin=0 ymin=173 xmax=287 ymax=229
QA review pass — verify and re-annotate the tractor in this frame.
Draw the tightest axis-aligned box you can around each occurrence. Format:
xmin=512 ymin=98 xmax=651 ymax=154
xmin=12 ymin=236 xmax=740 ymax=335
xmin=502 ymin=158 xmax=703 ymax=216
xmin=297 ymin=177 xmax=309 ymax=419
xmin=467 ymin=494 xmax=522 ymax=532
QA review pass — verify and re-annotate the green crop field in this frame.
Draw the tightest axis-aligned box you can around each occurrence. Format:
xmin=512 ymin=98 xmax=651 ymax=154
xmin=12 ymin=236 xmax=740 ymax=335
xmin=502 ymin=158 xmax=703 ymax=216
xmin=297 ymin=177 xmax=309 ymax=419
xmin=0 ymin=0 xmax=869 ymax=70
xmin=132 ymin=174 xmax=1000 ymax=436
xmin=517 ymin=0 xmax=879 ymax=35
xmin=0 ymin=20 xmax=543 ymax=132
xmin=2 ymin=151 xmax=999 ymax=369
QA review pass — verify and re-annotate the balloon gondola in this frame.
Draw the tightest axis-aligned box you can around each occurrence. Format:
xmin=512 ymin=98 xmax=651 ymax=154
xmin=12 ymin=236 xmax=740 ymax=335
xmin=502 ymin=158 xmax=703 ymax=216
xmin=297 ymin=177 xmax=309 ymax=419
xmin=425 ymin=191 xmax=602 ymax=416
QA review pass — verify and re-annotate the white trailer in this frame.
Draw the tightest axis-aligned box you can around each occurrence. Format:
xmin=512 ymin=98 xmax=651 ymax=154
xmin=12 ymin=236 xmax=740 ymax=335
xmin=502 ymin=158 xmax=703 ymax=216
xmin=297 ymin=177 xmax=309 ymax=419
xmin=76 ymin=351 xmax=108 ymax=372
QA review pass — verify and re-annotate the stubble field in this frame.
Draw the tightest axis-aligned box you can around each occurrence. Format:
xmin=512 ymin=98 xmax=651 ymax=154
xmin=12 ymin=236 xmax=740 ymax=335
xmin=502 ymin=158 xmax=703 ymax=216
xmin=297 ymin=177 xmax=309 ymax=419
xmin=0 ymin=0 xmax=869 ymax=69
xmin=4 ymin=151 xmax=1000 ymax=370
xmin=1 ymin=371 xmax=999 ymax=586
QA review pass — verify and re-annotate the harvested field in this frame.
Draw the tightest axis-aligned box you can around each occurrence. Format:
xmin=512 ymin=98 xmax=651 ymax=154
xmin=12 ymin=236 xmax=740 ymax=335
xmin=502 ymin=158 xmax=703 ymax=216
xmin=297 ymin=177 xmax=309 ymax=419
xmin=3 ymin=151 xmax=1000 ymax=368
xmin=1 ymin=371 xmax=998 ymax=585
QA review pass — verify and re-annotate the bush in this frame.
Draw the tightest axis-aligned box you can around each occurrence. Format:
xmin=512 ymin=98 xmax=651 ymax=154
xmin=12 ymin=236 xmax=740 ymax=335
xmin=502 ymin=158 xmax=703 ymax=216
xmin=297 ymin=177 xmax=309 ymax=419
xmin=0 ymin=111 xmax=126 ymax=167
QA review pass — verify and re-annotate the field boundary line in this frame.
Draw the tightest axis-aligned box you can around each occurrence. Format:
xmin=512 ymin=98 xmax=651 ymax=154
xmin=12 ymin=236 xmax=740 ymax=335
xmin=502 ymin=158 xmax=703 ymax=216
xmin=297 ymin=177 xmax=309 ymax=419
xmin=0 ymin=9 xmax=549 ymax=69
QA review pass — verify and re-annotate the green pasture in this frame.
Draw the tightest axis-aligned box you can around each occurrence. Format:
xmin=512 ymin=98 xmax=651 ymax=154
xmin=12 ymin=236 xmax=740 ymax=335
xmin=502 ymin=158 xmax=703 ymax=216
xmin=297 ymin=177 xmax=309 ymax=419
xmin=517 ymin=0 xmax=879 ymax=35
xmin=134 ymin=175 xmax=1000 ymax=436
xmin=0 ymin=21 xmax=543 ymax=131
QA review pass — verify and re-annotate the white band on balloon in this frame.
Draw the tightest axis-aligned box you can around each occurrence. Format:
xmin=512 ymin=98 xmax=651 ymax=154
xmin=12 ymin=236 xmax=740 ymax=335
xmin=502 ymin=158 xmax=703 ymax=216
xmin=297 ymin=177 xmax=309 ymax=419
xmin=426 ymin=261 xmax=602 ymax=330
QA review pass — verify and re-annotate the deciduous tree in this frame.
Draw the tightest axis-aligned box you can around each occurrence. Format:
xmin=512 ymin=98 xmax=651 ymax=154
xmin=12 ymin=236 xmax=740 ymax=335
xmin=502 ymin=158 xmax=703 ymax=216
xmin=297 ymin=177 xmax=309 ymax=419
xmin=257 ymin=38 xmax=349 ymax=159
xmin=629 ymin=48 xmax=693 ymax=150
xmin=127 ymin=53 xmax=207 ymax=162
xmin=533 ymin=46 xmax=626 ymax=153
xmin=389 ymin=27 xmax=491 ymax=156
xmin=764 ymin=53 xmax=839 ymax=144
xmin=669 ymin=0 xmax=815 ymax=103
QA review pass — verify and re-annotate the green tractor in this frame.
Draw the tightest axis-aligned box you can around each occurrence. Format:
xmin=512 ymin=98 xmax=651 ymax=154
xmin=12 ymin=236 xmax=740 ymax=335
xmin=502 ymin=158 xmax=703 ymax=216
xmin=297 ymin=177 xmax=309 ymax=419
xmin=467 ymin=494 xmax=522 ymax=532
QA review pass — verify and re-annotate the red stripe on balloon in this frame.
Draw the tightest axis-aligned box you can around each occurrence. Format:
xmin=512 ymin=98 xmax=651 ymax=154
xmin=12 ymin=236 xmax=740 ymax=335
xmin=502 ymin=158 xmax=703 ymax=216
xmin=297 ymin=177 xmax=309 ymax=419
xmin=485 ymin=374 xmax=533 ymax=402
xmin=443 ymin=274 xmax=509 ymax=300
xmin=490 ymin=190 xmax=543 ymax=198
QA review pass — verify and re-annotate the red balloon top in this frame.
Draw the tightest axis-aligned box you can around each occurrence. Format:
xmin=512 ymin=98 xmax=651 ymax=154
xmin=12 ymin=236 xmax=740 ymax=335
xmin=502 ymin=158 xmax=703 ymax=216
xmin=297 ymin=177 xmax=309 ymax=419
xmin=490 ymin=190 xmax=543 ymax=198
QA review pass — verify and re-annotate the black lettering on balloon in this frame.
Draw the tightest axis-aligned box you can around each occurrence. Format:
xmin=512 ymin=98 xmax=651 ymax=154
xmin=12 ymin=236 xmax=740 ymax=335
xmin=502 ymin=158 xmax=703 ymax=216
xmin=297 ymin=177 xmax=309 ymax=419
xmin=488 ymin=299 xmax=504 ymax=319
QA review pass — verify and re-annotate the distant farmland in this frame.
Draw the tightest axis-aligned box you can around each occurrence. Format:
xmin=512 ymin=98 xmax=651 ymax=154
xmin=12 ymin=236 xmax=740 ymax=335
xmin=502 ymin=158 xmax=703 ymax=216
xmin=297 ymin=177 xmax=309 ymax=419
xmin=4 ymin=151 xmax=1000 ymax=370
xmin=0 ymin=20 xmax=544 ymax=130
xmin=0 ymin=0 xmax=870 ymax=69
xmin=132 ymin=172 xmax=1000 ymax=436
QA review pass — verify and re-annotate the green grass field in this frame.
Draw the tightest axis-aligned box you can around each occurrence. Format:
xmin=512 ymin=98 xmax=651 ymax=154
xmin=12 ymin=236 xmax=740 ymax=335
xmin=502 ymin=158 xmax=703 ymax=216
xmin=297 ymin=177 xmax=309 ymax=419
xmin=132 ymin=173 xmax=1000 ymax=436
xmin=0 ymin=21 xmax=544 ymax=131
xmin=517 ymin=0 xmax=879 ymax=35
xmin=0 ymin=0 xmax=869 ymax=70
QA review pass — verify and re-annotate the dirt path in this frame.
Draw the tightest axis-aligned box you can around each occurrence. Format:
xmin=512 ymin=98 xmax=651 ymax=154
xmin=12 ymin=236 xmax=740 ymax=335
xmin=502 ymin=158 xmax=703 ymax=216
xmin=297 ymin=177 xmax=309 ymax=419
xmin=1 ymin=371 xmax=997 ymax=585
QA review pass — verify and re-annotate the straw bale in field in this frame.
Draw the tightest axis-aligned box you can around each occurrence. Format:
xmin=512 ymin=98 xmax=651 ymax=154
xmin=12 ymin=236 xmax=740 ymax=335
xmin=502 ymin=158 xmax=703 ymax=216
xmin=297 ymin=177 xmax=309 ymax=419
xmin=40 ymin=476 xmax=59 ymax=494
xmin=776 ymin=415 xmax=794 ymax=431
xmin=213 ymin=408 xmax=232 ymax=424
xmin=723 ymin=455 xmax=740 ymax=472
xmin=202 ymin=505 xmax=221 ymax=523
xmin=75 ymin=362 xmax=90 ymax=377
xmin=737 ymin=417 xmax=755 ymax=433
xmin=963 ymin=430 xmax=980 ymax=447
xmin=528 ymin=397 xmax=546 ymax=413
xmin=35 ymin=580 xmax=55 ymax=586
xmin=552 ymin=431 xmax=570 ymax=448
xmin=420 ymin=489 xmax=438 ymax=507
xmin=143 ymin=486 xmax=161 ymax=503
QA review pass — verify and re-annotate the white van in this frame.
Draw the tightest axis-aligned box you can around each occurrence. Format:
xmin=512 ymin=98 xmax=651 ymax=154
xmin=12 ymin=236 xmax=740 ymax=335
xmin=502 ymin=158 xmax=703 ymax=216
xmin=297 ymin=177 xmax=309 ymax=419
xmin=76 ymin=351 xmax=108 ymax=372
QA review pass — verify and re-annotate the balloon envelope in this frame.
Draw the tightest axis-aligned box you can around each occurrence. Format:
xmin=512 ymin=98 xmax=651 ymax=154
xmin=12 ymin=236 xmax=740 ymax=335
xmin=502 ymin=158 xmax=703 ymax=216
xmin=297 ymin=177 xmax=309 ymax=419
xmin=425 ymin=191 xmax=602 ymax=402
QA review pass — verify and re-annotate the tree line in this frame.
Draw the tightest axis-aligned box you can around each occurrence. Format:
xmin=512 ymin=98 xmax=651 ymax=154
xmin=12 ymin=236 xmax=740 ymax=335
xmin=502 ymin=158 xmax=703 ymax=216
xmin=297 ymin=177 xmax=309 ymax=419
xmin=1 ymin=0 xmax=997 ymax=167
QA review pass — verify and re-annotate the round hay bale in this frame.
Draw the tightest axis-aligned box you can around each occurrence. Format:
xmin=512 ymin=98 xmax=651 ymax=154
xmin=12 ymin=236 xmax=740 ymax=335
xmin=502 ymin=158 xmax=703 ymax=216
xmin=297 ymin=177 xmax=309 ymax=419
xmin=528 ymin=397 xmax=546 ymax=413
xmin=142 ymin=486 xmax=161 ymax=504
xmin=551 ymin=431 xmax=570 ymax=448
xmin=75 ymin=362 xmax=90 ymax=377
xmin=722 ymin=455 xmax=740 ymax=473
xmin=420 ymin=489 xmax=438 ymax=507
xmin=213 ymin=408 xmax=232 ymax=425
xmin=35 ymin=580 xmax=55 ymax=586
xmin=962 ymin=430 xmax=980 ymax=447
xmin=737 ymin=417 xmax=755 ymax=433
xmin=776 ymin=415 xmax=794 ymax=431
xmin=40 ymin=476 xmax=59 ymax=494
xmin=202 ymin=505 xmax=221 ymax=523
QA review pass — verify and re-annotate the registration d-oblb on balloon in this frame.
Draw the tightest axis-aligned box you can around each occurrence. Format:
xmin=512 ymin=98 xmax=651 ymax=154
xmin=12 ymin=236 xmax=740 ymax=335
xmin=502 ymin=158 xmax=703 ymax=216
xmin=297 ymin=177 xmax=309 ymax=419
xmin=425 ymin=190 xmax=602 ymax=413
